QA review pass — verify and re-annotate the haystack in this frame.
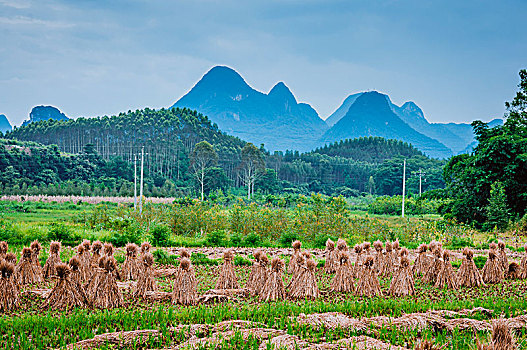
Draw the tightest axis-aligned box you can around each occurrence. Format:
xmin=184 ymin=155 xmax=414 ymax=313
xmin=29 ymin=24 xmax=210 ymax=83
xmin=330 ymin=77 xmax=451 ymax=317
xmin=458 ymin=248 xmax=485 ymax=287
xmin=30 ymin=240 xmax=44 ymax=283
xmin=254 ymin=254 xmax=269 ymax=295
xmin=81 ymin=240 xmax=91 ymax=265
xmin=15 ymin=247 xmax=40 ymax=285
xmin=75 ymin=245 xmax=90 ymax=282
xmin=0 ymin=241 xmax=8 ymax=260
xmin=246 ymin=249 xmax=262 ymax=291
xmin=43 ymin=241 xmax=62 ymax=278
xmin=380 ymin=241 xmax=394 ymax=277
xmin=413 ymin=244 xmax=430 ymax=276
xmin=260 ymin=257 xmax=286 ymax=301
xmin=287 ymin=240 xmax=302 ymax=274
xmin=5 ymin=252 xmax=16 ymax=265
xmin=133 ymin=253 xmax=157 ymax=298
xmin=85 ymin=256 xmax=108 ymax=297
xmin=506 ymin=262 xmax=522 ymax=280
xmin=42 ymin=263 xmax=90 ymax=310
xmin=353 ymin=244 xmax=364 ymax=278
xmin=104 ymin=243 xmax=114 ymax=257
xmin=422 ymin=248 xmax=443 ymax=284
xmin=90 ymin=241 xmax=103 ymax=267
xmin=121 ymin=243 xmax=141 ymax=281
xmin=482 ymin=244 xmax=504 ymax=284
xmin=477 ymin=319 xmax=516 ymax=350
xmin=289 ymin=259 xmax=319 ymax=299
xmin=215 ymin=249 xmax=239 ymax=289
xmin=172 ymin=257 xmax=197 ymax=305
xmin=92 ymin=257 xmax=123 ymax=309
xmin=363 ymin=241 xmax=372 ymax=257
xmin=497 ymin=240 xmax=508 ymax=273
xmin=330 ymin=252 xmax=354 ymax=292
xmin=392 ymin=240 xmax=401 ymax=259
xmin=286 ymin=254 xmax=305 ymax=290
xmin=388 ymin=255 xmax=415 ymax=296
xmin=69 ymin=256 xmax=83 ymax=285
xmin=324 ymin=239 xmax=339 ymax=274
xmin=435 ymin=250 xmax=459 ymax=289
xmin=0 ymin=261 xmax=19 ymax=311
xmin=521 ymin=244 xmax=527 ymax=279
xmin=141 ymin=242 xmax=152 ymax=255
xmin=373 ymin=240 xmax=385 ymax=274
xmin=355 ymin=256 xmax=382 ymax=297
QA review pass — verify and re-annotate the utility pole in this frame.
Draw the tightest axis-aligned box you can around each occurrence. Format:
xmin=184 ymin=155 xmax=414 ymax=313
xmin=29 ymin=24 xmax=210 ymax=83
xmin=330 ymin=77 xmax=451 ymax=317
xmin=402 ymin=159 xmax=406 ymax=218
xmin=140 ymin=147 xmax=144 ymax=215
xmin=417 ymin=168 xmax=424 ymax=196
xmin=134 ymin=154 xmax=137 ymax=211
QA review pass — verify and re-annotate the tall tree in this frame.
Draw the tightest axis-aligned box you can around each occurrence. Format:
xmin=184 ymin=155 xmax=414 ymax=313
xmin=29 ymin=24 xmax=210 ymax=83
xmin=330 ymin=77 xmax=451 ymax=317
xmin=486 ymin=181 xmax=510 ymax=231
xmin=239 ymin=143 xmax=265 ymax=199
xmin=190 ymin=141 xmax=218 ymax=200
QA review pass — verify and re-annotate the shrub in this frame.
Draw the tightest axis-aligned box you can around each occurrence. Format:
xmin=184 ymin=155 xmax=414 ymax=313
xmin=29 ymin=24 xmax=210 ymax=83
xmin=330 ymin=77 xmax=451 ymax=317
xmin=447 ymin=235 xmax=474 ymax=249
xmin=191 ymin=252 xmax=220 ymax=265
xmin=279 ymin=231 xmax=299 ymax=248
xmin=108 ymin=224 xmax=141 ymax=247
xmin=152 ymin=249 xmax=178 ymax=265
xmin=233 ymin=255 xmax=252 ymax=266
xmin=474 ymin=255 xmax=487 ymax=269
xmin=47 ymin=223 xmax=80 ymax=246
xmin=151 ymin=225 xmax=171 ymax=247
xmin=205 ymin=230 xmax=227 ymax=247
xmin=243 ymin=232 xmax=261 ymax=247
xmin=229 ymin=232 xmax=243 ymax=247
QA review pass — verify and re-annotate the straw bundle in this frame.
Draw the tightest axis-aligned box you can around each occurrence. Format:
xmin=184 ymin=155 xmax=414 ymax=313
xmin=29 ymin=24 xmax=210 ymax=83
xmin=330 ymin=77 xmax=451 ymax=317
xmin=75 ymin=245 xmax=90 ymax=282
xmin=69 ymin=256 xmax=83 ymax=285
xmin=215 ymin=249 xmax=239 ymax=289
xmin=289 ymin=259 xmax=319 ymax=299
xmin=254 ymin=254 xmax=269 ymax=295
xmin=0 ymin=261 xmax=19 ymax=312
xmin=422 ymin=248 xmax=443 ymax=284
xmin=521 ymin=244 xmax=527 ymax=279
xmin=413 ymin=244 xmax=429 ymax=276
xmin=5 ymin=252 xmax=16 ymax=265
xmin=380 ymin=241 xmax=394 ymax=277
xmin=92 ymin=257 xmax=123 ymax=309
xmin=506 ymin=262 xmax=522 ymax=280
xmin=30 ymin=240 xmax=44 ymax=283
xmin=260 ymin=257 xmax=286 ymax=301
xmin=81 ymin=240 xmax=91 ymax=264
xmin=286 ymin=254 xmax=305 ymax=290
xmin=477 ymin=319 xmax=516 ymax=350
xmin=90 ymin=241 xmax=103 ymax=268
xmin=388 ymin=255 xmax=415 ymax=296
xmin=287 ymin=240 xmax=302 ymax=274
xmin=435 ymin=251 xmax=459 ymax=289
xmin=0 ymin=241 xmax=7 ymax=261
xmin=330 ymin=252 xmax=354 ymax=292
xmin=43 ymin=241 xmax=62 ymax=278
xmin=392 ymin=240 xmax=401 ymax=258
xmin=85 ymin=257 xmax=108 ymax=297
xmin=172 ymin=257 xmax=197 ymax=305
xmin=324 ymin=239 xmax=339 ymax=274
xmin=121 ymin=243 xmax=141 ymax=281
xmin=353 ymin=244 xmax=364 ymax=278
xmin=483 ymin=244 xmax=504 ymax=284
xmin=133 ymin=253 xmax=157 ymax=298
xmin=355 ymin=256 xmax=382 ymax=297
xmin=104 ymin=243 xmax=114 ymax=257
xmin=15 ymin=247 xmax=41 ymax=285
xmin=373 ymin=240 xmax=385 ymax=274
xmin=42 ymin=263 xmax=90 ymax=310
xmin=246 ymin=250 xmax=262 ymax=291
xmin=458 ymin=248 xmax=485 ymax=287
xmin=363 ymin=241 xmax=372 ymax=257
xmin=141 ymin=242 xmax=152 ymax=255
xmin=497 ymin=240 xmax=508 ymax=273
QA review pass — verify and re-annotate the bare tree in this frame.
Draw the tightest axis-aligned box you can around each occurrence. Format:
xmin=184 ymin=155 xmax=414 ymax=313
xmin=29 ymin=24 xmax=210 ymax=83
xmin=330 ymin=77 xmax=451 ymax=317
xmin=239 ymin=143 xmax=265 ymax=199
xmin=190 ymin=141 xmax=218 ymax=200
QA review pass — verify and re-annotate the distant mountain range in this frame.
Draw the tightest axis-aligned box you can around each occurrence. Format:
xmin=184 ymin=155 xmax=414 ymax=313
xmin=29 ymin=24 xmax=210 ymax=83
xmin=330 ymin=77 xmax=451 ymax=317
xmin=21 ymin=106 xmax=69 ymax=126
xmin=0 ymin=114 xmax=12 ymax=134
xmin=172 ymin=66 xmax=502 ymax=157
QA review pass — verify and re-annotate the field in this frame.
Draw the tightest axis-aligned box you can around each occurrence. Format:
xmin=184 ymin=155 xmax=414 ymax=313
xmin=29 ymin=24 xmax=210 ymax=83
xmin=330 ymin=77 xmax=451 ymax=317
xmin=1 ymin=198 xmax=526 ymax=349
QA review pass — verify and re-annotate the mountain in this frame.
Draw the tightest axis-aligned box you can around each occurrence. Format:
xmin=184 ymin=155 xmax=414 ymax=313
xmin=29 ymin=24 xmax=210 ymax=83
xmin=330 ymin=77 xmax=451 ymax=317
xmin=0 ymin=114 xmax=11 ymax=134
xmin=172 ymin=66 xmax=328 ymax=152
xmin=321 ymin=91 xmax=453 ymax=159
xmin=22 ymin=106 xmax=69 ymax=126
xmin=325 ymin=93 xmax=363 ymax=127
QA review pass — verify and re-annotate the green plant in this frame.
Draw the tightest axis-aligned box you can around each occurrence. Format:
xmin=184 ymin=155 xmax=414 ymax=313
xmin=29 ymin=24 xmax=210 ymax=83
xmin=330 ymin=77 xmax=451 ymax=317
xmin=233 ymin=255 xmax=252 ymax=266
xmin=279 ymin=231 xmax=299 ymax=248
xmin=474 ymin=255 xmax=487 ymax=269
xmin=191 ymin=252 xmax=220 ymax=265
xmin=151 ymin=224 xmax=171 ymax=247
xmin=205 ymin=230 xmax=227 ymax=247
xmin=47 ymin=223 xmax=80 ymax=246
xmin=229 ymin=232 xmax=243 ymax=247
xmin=243 ymin=232 xmax=261 ymax=247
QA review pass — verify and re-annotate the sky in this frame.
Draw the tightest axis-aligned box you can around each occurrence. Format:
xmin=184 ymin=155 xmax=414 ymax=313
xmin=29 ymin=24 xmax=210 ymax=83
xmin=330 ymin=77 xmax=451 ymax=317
xmin=1 ymin=0 xmax=526 ymax=127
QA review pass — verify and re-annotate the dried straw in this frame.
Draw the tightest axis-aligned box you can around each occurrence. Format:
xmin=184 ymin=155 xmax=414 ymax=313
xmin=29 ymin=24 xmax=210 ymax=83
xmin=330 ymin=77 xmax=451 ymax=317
xmin=355 ymin=256 xmax=382 ymax=297
xmin=104 ymin=243 xmax=114 ymax=257
xmin=380 ymin=241 xmax=394 ymax=277
xmin=75 ymin=245 xmax=90 ymax=282
xmin=69 ymin=256 xmax=83 ymax=285
xmin=253 ymin=254 xmax=269 ymax=295
xmin=497 ymin=240 xmax=508 ymax=273
xmin=389 ymin=256 xmax=415 ymax=296
xmin=373 ymin=240 xmax=385 ymax=274
xmin=363 ymin=241 xmax=372 ymax=257
xmin=215 ymin=249 xmax=239 ymax=289
xmin=0 ymin=241 xmax=8 ymax=261
xmin=90 ymin=241 xmax=103 ymax=268
xmin=506 ymin=262 xmax=522 ymax=280
xmin=458 ymin=248 xmax=485 ymax=288
xmin=260 ymin=257 xmax=286 ymax=301
xmin=353 ymin=244 xmax=364 ymax=278
xmin=477 ymin=319 xmax=516 ymax=350
xmin=133 ymin=253 xmax=157 ymax=298
xmin=121 ymin=243 xmax=141 ymax=281
xmin=435 ymin=251 xmax=459 ymax=289
xmin=324 ymin=239 xmax=339 ymax=274
xmin=141 ymin=242 xmax=152 ymax=255
xmin=85 ymin=257 xmax=108 ymax=298
xmin=43 ymin=241 xmax=62 ymax=278
xmin=42 ymin=263 xmax=90 ymax=310
xmin=287 ymin=240 xmax=302 ymax=274
xmin=422 ymin=248 xmax=443 ymax=284
xmin=483 ymin=246 xmax=504 ymax=284
xmin=0 ymin=261 xmax=19 ymax=311
xmin=92 ymin=256 xmax=123 ymax=309
xmin=289 ymin=259 xmax=319 ymax=299
xmin=172 ymin=257 xmax=197 ymax=305
xmin=246 ymin=249 xmax=262 ymax=291
xmin=330 ymin=252 xmax=354 ymax=293
xmin=5 ymin=252 xmax=16 ymax=265
xmin=286 ymin=254 xmax=305 ymax=290
xmin=30 ymin=240 xmax=44 ymax=283
xmin=413 ymin=244 xmax=430 ymax=276
xmin=81 ymin=240 xmax=91 ymax=265
xmin=15 ymin=247 xmax=41 ymax=285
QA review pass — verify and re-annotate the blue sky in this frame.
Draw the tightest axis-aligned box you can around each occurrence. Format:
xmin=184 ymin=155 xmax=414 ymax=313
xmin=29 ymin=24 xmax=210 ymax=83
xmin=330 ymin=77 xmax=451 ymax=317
xmin=1 ymin=0 xmax=526 ymax=126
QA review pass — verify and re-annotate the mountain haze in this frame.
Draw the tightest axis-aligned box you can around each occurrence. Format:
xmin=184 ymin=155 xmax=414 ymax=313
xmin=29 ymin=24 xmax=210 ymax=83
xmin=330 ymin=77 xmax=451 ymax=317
xmin=22 ymin=106 xmax=69 ymax=126
xmin=0 ymin=114 xmax=12 ymax=134
xmin=172 ymin=66 xmax=328 ymax=152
